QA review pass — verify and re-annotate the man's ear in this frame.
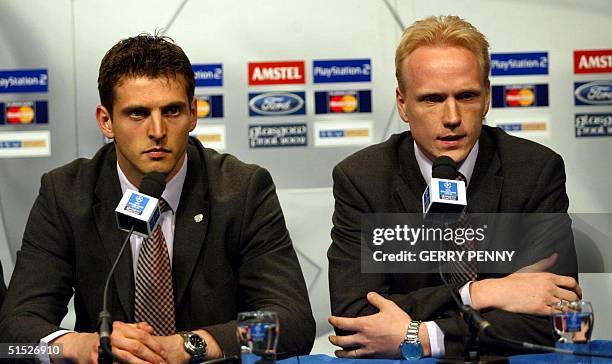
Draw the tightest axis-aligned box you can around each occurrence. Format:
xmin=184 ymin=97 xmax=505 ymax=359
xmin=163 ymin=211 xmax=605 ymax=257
xmin=96 ymin=105 xmax=114 ymax=139
xmin=189 ymin=97 xmax=197 ymax=132
xmin=395 ymin=87 xmax=409 ymax=124
xmin=483 ymin=79 xmax=491 ymax=119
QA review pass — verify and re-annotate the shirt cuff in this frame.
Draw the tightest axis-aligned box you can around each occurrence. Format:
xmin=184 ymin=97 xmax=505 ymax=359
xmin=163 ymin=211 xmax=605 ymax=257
xmin=39 ymin=329 xmax=74 ymax=364
xmin=459 ymin=280 xmax=473 ymax=306
xmin=423 ymin=321 xmax=445 ymax=357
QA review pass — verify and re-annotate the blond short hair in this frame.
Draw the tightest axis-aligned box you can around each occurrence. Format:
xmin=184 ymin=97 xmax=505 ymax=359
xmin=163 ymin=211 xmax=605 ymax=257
xmin=395 ymin=15 xmax=490 ymax=91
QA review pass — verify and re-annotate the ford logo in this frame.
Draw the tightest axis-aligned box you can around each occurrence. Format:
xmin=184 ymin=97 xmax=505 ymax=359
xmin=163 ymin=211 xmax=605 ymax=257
xmin=575 ymin=81 xmax=612 ymax=105
xmin=249 ymin=92 xmax=305 ymax=115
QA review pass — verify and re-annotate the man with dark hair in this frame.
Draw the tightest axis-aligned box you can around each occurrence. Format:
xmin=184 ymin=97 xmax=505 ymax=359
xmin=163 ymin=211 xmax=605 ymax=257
xmin=0 ymin=34 xmax=315 ymax=363
xmin=327 ymin=15 xmax=580 ymax=359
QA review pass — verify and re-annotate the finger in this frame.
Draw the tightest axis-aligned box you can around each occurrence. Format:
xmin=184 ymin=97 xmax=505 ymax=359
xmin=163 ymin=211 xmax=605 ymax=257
xmin=553 ymin=287 xmax=579 ymax=303
xmin=335 ymin=348 xmax=365 ymax=359
xmin=553 ymin=276 xmax=582 ymax=298
xmin=112 ymin=347 xmax=155 ymax=364
xmin=518 ymin=253 xmax=558 ymax=273
xmin=365 ymin=292 xmax=392 ymax=310
xmin=112 ymin=322 xmax=166 ymax=361
xmin=329 ymin=316 xmax=362 ymax=332
xmin=329 ymin=334 xmax=362 ymax=349
xmin=132 ymin=321 xmax=156 ymax=335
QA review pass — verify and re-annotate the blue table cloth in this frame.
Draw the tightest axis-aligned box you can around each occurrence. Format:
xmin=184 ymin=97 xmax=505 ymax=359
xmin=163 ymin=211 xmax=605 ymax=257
xmin=279 ymin=340 xmax=612 ymax=363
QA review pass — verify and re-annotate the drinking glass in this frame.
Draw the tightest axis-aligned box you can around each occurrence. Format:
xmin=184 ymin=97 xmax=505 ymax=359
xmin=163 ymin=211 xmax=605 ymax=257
xmin=552 ymin=300 xmax=594 ymax=363
xmin=237 ymin=311 xmax=280 ymax=364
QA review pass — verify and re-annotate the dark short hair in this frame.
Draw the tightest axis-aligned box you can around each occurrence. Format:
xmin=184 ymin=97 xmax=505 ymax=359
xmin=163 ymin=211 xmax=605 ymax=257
xmin=97 ymin=33 xmax=195 ymax=113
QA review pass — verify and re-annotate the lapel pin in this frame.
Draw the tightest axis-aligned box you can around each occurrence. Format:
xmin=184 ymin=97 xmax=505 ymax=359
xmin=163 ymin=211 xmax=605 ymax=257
xmin=194 ymin=214 xmax=204 ymax=223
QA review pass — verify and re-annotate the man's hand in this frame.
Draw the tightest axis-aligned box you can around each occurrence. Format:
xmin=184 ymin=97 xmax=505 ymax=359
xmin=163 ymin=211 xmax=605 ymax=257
xmin=51 ymin=322 xmax=167 ymax=363
xmin=50 ymin=332 xmax=99 ymax=364
xmin=109 ymin=321 xmax=167 ymax=363
xmin=471 ymin=253 xmax=582 ymax=315
xmin=328 ymin=292 xmax=430 ymax=358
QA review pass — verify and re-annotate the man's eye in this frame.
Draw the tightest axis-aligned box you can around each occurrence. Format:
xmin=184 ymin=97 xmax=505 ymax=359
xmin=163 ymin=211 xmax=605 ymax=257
xmin=423 ymin=95 xmax=444 ymax=103
xmin=165 ymin=106 xmax=181 ymax=116
xmin=130 ymin=109 xmax=147 ymax=118
xmin=458 ymin=92 xmax=478 ymax=101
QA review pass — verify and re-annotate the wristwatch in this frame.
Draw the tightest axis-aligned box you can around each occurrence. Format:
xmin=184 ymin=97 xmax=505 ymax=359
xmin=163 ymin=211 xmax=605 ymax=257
xmin=399 ymin=320 xmax=423 ymax=360
xmin=178 ymin=331 xmax=207 ymax=363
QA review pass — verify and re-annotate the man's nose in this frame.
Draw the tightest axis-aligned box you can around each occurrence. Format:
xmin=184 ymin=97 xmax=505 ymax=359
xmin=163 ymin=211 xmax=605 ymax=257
xmin=148 ymin=112 xmax=166 ymax=140
xmin=442 ymin=99 xmax=461 ymax=128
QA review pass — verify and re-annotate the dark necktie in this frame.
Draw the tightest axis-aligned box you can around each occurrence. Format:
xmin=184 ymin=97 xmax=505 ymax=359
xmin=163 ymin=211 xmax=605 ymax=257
xmin=445 ymin=172 xmax=478 ymax=284
xmin=134 ymin=198 xmax=176 ymax=335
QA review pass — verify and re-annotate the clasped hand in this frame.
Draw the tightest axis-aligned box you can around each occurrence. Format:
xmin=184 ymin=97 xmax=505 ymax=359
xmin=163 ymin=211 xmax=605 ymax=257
xmin=328 ymin=292 xmax=428 ymax=358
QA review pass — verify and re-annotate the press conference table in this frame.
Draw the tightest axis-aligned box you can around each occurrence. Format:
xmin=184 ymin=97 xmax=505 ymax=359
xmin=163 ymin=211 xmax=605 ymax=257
xmin=280 ymin=340 xmax=612 ymax=363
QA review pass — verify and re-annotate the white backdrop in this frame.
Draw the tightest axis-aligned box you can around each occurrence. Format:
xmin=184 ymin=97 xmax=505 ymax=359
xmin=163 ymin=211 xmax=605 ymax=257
xmin=0 ymin=0 xmax=610 ymax=354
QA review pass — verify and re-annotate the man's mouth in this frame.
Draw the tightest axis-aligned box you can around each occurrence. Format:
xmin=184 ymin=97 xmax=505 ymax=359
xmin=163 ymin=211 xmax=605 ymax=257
xmin=437 ymin=135 xmax=465 ymax=146
xmin=144 ymin=147 xmax=171 ymax=158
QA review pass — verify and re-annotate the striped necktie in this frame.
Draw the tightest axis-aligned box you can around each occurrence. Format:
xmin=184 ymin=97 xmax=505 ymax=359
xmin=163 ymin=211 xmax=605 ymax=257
xmin=134 ymin=198 xmax=176 ymax=335
xmin=445 ymin=172 xmax=478 ymax=284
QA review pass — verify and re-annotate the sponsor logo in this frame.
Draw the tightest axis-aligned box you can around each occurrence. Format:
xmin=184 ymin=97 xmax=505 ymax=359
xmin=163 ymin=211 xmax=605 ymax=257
xmin=314 ymin=90 xmax=372 ymax=114
xmin=314 ymin=120 xmax=373 ymax=147
xmin=0 ymin=130 xmax=51 ymax=157
xmin=248 ymin=61 xmax=305 ymax=85
xmin=574 ymin=50 xmax=612 ymax=74
xmin=497 ymin=122 xmax=547 ymax=132
xmin=490 ymin=52 xmax=548 ymax=76
xmin=196 ymin=95 xmax=223 ymax=118
xmin=0 ymin=101 xmax=48 ymax=125
xmin=438 ymin=181 xmax=458 ymax=201
xmin=574 ymin=81 xmax=612 ymax=106
xmin=319 ymin=129 xmax=370 ymax=138
xmin=193 ymin=64 xmax=223 ymax=87
xmin=0 ymin=69 xmax=48 ymax=93
xmin=248 ymin=123 xmax=307 ymax=148
xmin=312 ymin=59 xmax=372 ymax=83
xmin=491 ymin=84 xmax=549 ymax=108
xmin=248 ymin=91 xmax=305 ymax=116
xmin=126 ymin=193 xmax=149 ymax=215
xmin=190 ymin=124 xmax=226 ymax=150
xmin=575 ymin=113 xmax=612 ymax=137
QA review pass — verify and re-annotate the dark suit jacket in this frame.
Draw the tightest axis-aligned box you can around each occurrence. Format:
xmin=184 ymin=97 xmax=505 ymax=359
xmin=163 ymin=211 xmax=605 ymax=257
xmin=0 ymin=260 xmax=5 ymax=308
xmin=328 ymin=125 xmax=577 ymax=356
xmin=0 ymin=138 xmax=315 ymax=357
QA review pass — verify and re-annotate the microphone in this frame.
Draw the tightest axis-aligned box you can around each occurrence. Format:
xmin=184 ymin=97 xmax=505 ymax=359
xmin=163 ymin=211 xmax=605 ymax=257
xmin=422 ymin=156 xmax=467 ymax=218
xmin=114 ymin=172 xmax=166 ymax=237
xmin=99 ymin=172 xmax=167 ymax=364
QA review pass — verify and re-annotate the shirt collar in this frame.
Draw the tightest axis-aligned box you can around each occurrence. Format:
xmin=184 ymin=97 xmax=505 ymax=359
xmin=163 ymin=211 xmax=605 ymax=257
xmin=116 ymin=155 xmax=188 ymax=213
xmin=414 ymin=141 xmax=479 ymax=186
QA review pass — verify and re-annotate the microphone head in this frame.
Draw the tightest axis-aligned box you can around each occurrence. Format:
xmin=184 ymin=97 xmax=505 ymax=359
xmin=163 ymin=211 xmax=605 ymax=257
xmin=138 ymin=172 xmax=166 ymax=198
xmin=432 ymin=155 xmax=458 ymax=180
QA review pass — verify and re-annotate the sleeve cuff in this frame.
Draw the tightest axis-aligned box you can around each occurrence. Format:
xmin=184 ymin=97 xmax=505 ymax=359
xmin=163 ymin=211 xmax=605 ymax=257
xmin=459 ymin=281 xmax=473 ymax=306
xmin=423 ymin=321 xmax=445 ymax=357
xmin=39 ymin=329 xmax=74 ymax=364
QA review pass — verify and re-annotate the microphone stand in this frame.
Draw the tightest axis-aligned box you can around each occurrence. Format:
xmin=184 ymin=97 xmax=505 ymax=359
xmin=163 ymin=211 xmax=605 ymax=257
xmin=98 ymin=226 xmax=134 ymax=364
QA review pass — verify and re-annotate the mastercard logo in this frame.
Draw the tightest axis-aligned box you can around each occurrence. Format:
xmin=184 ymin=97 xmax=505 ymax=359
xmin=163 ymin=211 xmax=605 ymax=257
xmin=329 ymin=94 xmax=358 ymax=113
xmin=197 ymin=99 xmax=211 ymax=118
xmin=6 ymin=105 xmax=35 ymax=124
xmin=505 ymin=88 xmax=535 ymax=107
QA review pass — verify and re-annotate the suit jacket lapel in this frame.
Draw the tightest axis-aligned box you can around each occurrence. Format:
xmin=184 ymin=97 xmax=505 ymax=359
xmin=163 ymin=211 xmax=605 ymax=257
xmin=467 ymin=129 xmax=503 ymax=212
xmin=92 ymin=148 xmax=135 ymax=322
xmin=173 ymin=142 xmax=210 ymax=308
xmin=395 ymin=133 xmax=427 ymax=212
